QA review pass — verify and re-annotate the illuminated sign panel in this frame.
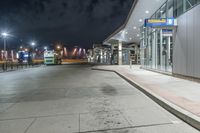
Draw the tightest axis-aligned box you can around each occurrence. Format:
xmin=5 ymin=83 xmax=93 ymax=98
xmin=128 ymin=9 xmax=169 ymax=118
xmin=145 ymin=18 xmax=177 ymax=27
xmin=162 ymin=29 xmax=173 ymax=36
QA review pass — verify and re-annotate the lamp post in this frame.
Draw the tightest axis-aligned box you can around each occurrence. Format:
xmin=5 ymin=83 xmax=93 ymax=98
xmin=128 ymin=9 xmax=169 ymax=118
xmin=44 ymin=46 xmax=48 ymax=51
xmin=1 ymin=32 xmax=8 ymax=70
xmin=31 ymin=42 xmax=36 ymax=59
xmin=31 ymin=42 xmax=36 ymax=50
xmin=1 ymin=32 xmax=8 ymax=58
xmin=57 ymin=45 xmax=61 ymax=50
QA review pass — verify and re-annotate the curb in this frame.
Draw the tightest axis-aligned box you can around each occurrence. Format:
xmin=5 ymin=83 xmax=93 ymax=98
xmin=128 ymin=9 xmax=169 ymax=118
xmin=92 ymin=67 xmax=200 ymax=131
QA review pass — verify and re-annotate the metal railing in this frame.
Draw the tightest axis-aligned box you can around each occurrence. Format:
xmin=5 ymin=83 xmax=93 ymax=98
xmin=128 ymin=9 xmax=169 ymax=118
xmin=0 ymin=60 xmax=43 ymax=72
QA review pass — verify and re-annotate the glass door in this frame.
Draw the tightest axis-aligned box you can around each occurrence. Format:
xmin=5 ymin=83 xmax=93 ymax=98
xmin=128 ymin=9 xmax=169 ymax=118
xmin=161 ymin=35 xmax=173 ymax=72
xmin=167 ymin=36 xmax=173 ymax=72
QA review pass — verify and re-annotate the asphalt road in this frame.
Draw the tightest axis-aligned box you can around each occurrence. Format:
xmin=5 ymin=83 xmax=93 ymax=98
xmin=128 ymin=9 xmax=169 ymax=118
xmin=0 ymin=64 xmax=199 ymax=133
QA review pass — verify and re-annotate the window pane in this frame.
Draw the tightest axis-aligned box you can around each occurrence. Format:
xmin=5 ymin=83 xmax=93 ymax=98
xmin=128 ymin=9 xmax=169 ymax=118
xmin=167 ymin=0 xmax=174 ymax=17
xmin=185 ymin=0 xmax=199 ymax=10
xmin=161 ymin=3 xmax=167 ymax=18
xmin=156 ymin=9 xmax=161 ymax=18
xmin=174 ymin=0 xmax=184 ymax=17
xmin=188 ymin=0 xmax=198 ymax=5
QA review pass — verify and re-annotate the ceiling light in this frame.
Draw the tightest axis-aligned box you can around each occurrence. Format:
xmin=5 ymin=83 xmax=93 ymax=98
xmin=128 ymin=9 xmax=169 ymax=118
xmin=125 ymin=31 xmax=128 ymax=34
xmin=137 ymin=34 xmax=140 ymax=37
xmin=139 ymin=19 xmax=143 ymax=22
xmin=145 ymin=10 xmax=149 ymax=14
xmin=133 ymin=26 xmax=137 ymax=30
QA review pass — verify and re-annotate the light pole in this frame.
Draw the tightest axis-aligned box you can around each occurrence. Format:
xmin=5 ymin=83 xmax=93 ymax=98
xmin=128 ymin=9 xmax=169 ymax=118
xmin=31 ymin=42 xmax=36 ymax=59
xmin=57 ymin=45 xmax=61 ymax=50
xmin=1 ymin=32 xmax=8 ymax=70
xmin=31 ymin=42 xmax=36 ymax=50
xmin=44 ymin=46 xmax=48 ymax=51
xmin=20 ymin=46 xmax=23 ymax=50
xmin=1 ymin=32 xmax=8 ymax=60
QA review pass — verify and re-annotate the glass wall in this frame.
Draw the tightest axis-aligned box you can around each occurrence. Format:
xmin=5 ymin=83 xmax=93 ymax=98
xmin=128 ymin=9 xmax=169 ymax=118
xmin=174 ymin=0 xmax=200 ymax=17
xmin=140 ymin=0 xmax=200 ymax=72
xmin=167 ymin=0 xmax=174 ymax=17
xmin=153 ymin=0 xmax=200 ymax=19
xmin=122 ymin=49 xmax=130 ymax=65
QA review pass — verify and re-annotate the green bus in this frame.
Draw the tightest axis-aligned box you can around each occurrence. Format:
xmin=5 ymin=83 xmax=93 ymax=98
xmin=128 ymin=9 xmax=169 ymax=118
xmin=44 ymin=50 xmax=61 ymax=65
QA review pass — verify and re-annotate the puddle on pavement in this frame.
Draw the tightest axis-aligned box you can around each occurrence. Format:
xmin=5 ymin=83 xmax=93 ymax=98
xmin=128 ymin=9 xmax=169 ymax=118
xmin=101 ymin=85 xmax=118 ymax=96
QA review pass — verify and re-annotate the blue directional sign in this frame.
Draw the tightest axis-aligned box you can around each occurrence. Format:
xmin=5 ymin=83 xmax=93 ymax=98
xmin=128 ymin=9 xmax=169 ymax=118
xmin=145 ymin=18 xmax=177 ymax=28
xmin=162 ymin=29 xmax=173 ymax=36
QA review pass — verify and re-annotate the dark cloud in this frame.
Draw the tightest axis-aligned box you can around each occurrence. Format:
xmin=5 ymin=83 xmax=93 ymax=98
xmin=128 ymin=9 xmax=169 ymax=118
xmin=0 ymin=0 xmax=133 ymax=48
xmin=61 ymin=2 xmax=68 ymax=9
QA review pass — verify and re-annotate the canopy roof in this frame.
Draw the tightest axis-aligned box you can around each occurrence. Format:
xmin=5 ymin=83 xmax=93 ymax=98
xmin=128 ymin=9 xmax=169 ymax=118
xmin=104 ymin=0 xmax=166 ymax=45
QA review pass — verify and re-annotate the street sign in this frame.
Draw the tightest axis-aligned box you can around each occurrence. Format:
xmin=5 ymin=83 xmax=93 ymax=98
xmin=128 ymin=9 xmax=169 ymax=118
xmin=145 ymin=18 xmax=177 ymax=28
xmin=162 ymin=29 xmax=173 ymax=36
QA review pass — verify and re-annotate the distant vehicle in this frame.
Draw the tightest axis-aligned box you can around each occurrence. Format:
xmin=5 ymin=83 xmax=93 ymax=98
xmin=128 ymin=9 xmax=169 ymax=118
xmin=44 ymin=50 xmax=61 ymax=65
xmin=18 ymin=51 xmax=32 ymax=64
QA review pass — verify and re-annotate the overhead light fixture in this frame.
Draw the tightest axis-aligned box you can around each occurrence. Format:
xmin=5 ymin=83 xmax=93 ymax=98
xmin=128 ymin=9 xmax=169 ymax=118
xmin=139 ymin=19 xmax=143 ymax=22
xmin=137 ymin=34 xmax=140 ymax=37
xmin=125 ymin=31 xmax=128 ymax=34
xmin=1 ymin=32 xmax=8 ymax=37
xmin=133 ymin=26 xmax=137 ymax=30
xmin=145 ymin=10 xmax=149 ymax=14
xmin=31 ymin=42 xmax=36 ymax=46
xmin=129 ymin=38 xmax=132 ymax=40
xmin=44 ymin=46 xmax=48 ymax=50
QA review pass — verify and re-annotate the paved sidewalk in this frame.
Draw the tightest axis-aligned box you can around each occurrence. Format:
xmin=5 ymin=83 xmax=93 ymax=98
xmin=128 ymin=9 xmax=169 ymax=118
xmin=93 ymin=65 xmax=200 ymax=130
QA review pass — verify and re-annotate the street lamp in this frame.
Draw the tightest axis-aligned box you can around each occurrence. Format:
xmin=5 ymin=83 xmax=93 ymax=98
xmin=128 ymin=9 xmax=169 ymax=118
xmin=44 ymin=46 xmax=48 ymax=51
xmin=1 ymin=32 xmax=8 ymax=55
xmin=31 ymin=42 xmax=35 ymax=47
xmin=2 ymin=32 xmax=8 ymax=37
xmin=57 ymin=45 xmax=61 ymax=50
xmin=30 ymin=41 xmax=36 ymax=60
xmin=31 ymin=42 xmax=36 ymax=51
xmin=1 ymin=32 xmax=8 ymax=70
xmin=25 ymin=48 xmax=28 ymax=52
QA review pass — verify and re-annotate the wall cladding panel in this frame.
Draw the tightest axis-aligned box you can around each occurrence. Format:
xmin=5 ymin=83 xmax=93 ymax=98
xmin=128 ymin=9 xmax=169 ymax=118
xmin=173 ymin=13 xmax=187 ymax=75
xmin=186 ymin=9 xmax=194 ymax=77
xmin=193 ymin=5 xmax=200 ymax=78
xmin=173 ymin=4 xmax=200 ymax=78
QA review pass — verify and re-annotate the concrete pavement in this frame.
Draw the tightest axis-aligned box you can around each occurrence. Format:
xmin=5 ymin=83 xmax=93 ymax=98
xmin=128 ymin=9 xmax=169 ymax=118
xmin=93 ymin=65 xmax=200 ymax=131
xmin=0 ymin=64 xmax=199 ymax=133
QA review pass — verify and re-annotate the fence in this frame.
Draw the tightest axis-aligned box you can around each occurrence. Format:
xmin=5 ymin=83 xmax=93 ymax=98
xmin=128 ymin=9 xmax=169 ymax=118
xmin=0 ymin=60 xmax=43 ymax=72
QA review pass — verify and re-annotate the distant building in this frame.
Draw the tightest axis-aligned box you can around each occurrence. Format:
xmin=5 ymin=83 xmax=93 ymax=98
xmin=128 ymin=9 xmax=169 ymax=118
xmin=87 ymin=44 xmax=111 ymax=64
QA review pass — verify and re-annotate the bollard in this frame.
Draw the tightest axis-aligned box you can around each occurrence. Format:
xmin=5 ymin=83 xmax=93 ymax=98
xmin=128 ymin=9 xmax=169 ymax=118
xmin=2 ymin=64 xmax=4 ymax=71
xmin=11 ymin=63 xmax=13 ymax=70
xmin=6 ymin=62 xmax=7 ymax=71
xmin=130 ymin=60 xmax=132 ymax=69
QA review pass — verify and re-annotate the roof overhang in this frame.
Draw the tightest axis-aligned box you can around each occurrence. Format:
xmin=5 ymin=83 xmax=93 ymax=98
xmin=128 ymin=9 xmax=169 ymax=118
xmin=103 ymin=0 xmax=167 ymax=45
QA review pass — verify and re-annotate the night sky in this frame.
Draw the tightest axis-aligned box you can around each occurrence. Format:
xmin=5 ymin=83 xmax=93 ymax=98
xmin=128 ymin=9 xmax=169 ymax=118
xmin=0 ymin=0 xmax=133 ymax=49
